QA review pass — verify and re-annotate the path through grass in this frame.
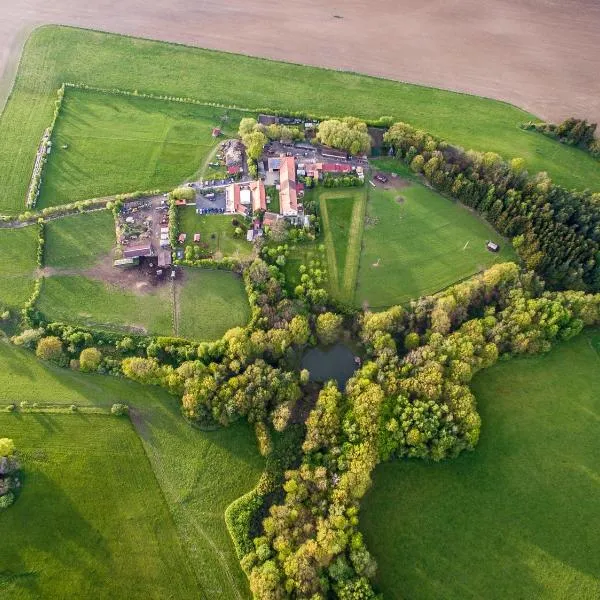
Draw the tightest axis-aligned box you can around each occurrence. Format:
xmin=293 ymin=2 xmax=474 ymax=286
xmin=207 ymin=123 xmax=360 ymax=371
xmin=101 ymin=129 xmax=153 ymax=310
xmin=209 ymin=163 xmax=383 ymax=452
xmin=361 ymin=330 xmax=600 ymax=599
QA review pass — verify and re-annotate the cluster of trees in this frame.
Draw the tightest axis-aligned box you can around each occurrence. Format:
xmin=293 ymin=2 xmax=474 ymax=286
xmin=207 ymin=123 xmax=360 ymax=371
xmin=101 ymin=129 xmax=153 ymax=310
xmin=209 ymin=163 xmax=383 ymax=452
xmin=239 ymin=118 xmax=269 ymax=162
xmin=244 ymin=263 xmax=600 ymax=598
xmin=169 ymin=186 xmax=196 ymax=202
xmin=384 ymin=122 xmax=600 ymax=291
xmin=0 ymin=438 xmax=20 ymax=510
xmin=322 ymin=175 xmax=363 ymax=188
xmin=522 ymin=118 xmax=600 ymax=158
xmin=316 ymin=118 xmax=371 ymax=155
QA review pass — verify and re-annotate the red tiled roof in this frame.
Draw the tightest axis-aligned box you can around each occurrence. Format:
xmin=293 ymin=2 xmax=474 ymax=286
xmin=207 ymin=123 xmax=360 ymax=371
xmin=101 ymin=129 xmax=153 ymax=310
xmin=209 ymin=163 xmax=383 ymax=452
xmin=250 ymin=180 xmax=267 ymax=212
xmin=279 ymin=155 xmax=298 ymax=216
xmin=322 ymin=163 xmax=352 ymax=173
xmin=227 ymin=165 xmax=241 ymax=175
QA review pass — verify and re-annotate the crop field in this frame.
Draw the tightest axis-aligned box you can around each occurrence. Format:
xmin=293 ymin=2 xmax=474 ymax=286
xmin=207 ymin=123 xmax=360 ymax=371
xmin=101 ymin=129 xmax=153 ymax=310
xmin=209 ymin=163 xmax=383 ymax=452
xmin=37 ymin=89 xmax=242 ymax=208
xmin=356 ymin=171 xmax=516 ymax=308
xmin=177 ymin=269 xmax=250 ymax=341
xmin=1 ymin=26 xmax=599 ymax=214
xmin=179 ymin=208 xmax=253 ymax=259
xmin=317 ymin=188 xmax=366 ymax=304
xmin=0 ymin=226 xmax=38 ymax=310
xmin=44 ymin=210 xmax=115 ymax=268
xmin=0 ymin=339 xmax=262 ymax=599
xmin=36 ymin=275 xmax=173 ymax=335
xmin=362 ymin=330 xmax=600 ymax=600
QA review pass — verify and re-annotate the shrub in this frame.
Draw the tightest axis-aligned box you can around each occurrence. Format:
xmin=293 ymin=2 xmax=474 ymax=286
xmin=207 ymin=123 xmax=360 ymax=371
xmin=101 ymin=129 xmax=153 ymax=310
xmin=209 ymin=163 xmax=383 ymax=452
xmin=169 ymin=186 xmax=196 ymax=201
xmin=11 ymin=328 xmax=44 ymax=348
xmin=79 ymin=347 xmax=102 ymax=372
xmin=111 ymin=403 xmax=129 ymax=416
xmin=35 ymin=336 xmax=64 ymax=362
xmin=0 ymin=492 xmax=14 ymax=510
xmin=0 ymin=438 xmax=15 ymax=457
xmin=70 ymin=404 xmax=78 ymax=412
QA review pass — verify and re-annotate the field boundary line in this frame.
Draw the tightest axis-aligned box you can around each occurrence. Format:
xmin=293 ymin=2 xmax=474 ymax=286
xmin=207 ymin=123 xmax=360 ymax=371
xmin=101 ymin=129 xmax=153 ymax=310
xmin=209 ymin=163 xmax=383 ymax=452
xmin=319 ymin=196 xmax=340 ymax=296
xmin=341 ymin=189 xmax=367 ymax=304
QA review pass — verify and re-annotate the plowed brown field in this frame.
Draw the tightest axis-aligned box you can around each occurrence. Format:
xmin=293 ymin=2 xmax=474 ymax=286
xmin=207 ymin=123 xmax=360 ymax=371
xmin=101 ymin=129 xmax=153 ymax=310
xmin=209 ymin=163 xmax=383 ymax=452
xmin=1 ymin=0 xmax=599 ymax=122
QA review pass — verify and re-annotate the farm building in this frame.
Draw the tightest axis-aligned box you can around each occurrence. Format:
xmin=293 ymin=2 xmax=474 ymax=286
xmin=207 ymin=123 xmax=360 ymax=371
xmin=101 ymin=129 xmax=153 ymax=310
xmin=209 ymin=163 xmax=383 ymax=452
xmin=321 ymin=163 xmax=352 ymax=174
xmin=258 ymin=114 xmax=279 ymax=126
xmin=267 ymin=157 xmax=282 ymax=171
xmin=263 ymin=211 xmax=284 ymax=227
xmin=279 ymin=155 xmax=298 ymax=216
xmin=318 ymin=146 xmax=348 ymax=160
xmin=122 ymin=242 xmax=153 ymax=259
xmin=225 ymin=180 xmax=266 ymax=215
xmin=157 ymin=250 xmax=172 ymax=267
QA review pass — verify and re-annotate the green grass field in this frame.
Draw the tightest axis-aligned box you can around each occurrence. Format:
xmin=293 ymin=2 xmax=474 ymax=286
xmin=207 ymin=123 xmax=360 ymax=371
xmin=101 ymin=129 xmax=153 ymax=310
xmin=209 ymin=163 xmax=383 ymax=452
xmin=0 ymin=226 xmax=38 ymax=310
xmin=177 ymin=269 xmax=250 ymax=341
xmin=0 ymin=339 xmax=263 ymax=599
xmin=361 ymin=329 xmax=600 ymax=600
xmin=44 ymin=210 xmax=115 ymax=268
xmin=317 ymin=188 xmax=366 ymax=304
xmin=37 ymin=88 xmax=242 ymax=207
xmin=36 ymin=275 xmax=173 ymax=335
xmin=1 ymin=26 xmax=600 ymax=213
xmin=179 ymin=208 xmax=253 ymax=259
xmin=356 ymin=173 xmax=516 ymax=308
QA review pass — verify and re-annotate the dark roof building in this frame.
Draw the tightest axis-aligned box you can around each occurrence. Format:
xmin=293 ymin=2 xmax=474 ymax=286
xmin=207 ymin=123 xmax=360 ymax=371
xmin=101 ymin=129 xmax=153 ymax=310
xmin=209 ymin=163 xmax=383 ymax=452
xmin=258 ymin=114 xmax=279 ymax=126
xmin=157 ymin=250 xmax=172 ymax=267
xmin=122 ymin=243 xmax=153 ymax=259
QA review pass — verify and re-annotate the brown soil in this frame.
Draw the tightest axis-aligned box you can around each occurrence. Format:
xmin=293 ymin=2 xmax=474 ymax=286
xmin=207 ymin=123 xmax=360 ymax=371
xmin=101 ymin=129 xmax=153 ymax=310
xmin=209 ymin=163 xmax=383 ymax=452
xmin=39 ymin=251 xmax=172 ymax=296
xmin=1 ymin=2 xmax=599 ymax=123
xmin=373 ymin=173 xmax=411 ymax=191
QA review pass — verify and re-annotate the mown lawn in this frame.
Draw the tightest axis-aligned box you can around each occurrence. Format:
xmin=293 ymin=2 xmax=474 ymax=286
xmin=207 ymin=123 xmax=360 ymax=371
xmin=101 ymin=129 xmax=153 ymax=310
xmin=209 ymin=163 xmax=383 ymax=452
xmin=1 ymin=26 xmax=599 ymax=214
xmin=44 ymin=209 xmax=115 ymax=268
xmin=179 ymin=207 xmax=253 ymax=259
xmin=362 ymin=330 xmax=600 ymax=600
xmin=0 ymin=414 xmax=198 ymax=599
xmin=36 ymin=275 xmax=173 ymax=335
xmin=37 ymin=88 xmax=242 ymax=207
xmin=317 ymin=188 xmax=366 ymax=304
xmin=0 ymin=226 xmax=38 ymax=310
xmin=177 ymin=268 xmax=250 ymax=341
xmin=0 ymin=339 xmax=263 ymax=599
xmin=356 ymin=175 xmax=516 ymax=308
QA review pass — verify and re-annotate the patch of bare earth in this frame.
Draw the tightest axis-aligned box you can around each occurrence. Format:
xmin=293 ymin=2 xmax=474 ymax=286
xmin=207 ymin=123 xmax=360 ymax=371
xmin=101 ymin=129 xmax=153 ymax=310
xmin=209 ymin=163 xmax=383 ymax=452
xmin=0 ymin=2 xmax=599 ymax=122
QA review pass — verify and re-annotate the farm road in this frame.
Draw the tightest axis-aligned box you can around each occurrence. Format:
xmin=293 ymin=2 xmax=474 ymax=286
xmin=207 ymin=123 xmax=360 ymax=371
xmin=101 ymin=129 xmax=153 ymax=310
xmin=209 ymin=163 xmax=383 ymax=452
xmin=1 ymin=1 xmax=600 ymax=123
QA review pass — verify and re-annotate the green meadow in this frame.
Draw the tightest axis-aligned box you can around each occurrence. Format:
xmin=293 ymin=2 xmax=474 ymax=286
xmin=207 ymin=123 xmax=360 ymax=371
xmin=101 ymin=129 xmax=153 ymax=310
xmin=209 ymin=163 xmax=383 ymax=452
xmin=0 ymin=226 xmax=38 ymax=310
xmin=356 ymin=169 xmax=516 ymax=308
xmin=38 ymin=88 xmax=242 ymax=207
xmin=177 ymin=268 xmax=250 ymax=341
xmin=361 ymin=330 xmax=600 ymax=600
xmin=0 ymin=339 xmax=262 ymax=599
xmin=44 ymin=209 xmax=115 ymax=268
xmin=1 ymin=25 xmax=600 ymax=213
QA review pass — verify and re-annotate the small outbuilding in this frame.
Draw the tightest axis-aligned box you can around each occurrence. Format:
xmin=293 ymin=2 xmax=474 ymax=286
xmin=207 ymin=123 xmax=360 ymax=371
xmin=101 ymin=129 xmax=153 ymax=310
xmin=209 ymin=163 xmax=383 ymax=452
xmin=487 ymin=241 xmax=500 ymax=252
xmin=212 ymin=127 xmax=222 ymax=137
xmin=193 ymin=233 xmax=201 ymax=243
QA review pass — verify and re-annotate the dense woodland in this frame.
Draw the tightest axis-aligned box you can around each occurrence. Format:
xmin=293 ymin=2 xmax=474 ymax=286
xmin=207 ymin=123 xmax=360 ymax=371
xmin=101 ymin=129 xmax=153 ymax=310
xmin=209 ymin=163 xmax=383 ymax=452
xmin=384 ymin=122 xmax=600 ymax=291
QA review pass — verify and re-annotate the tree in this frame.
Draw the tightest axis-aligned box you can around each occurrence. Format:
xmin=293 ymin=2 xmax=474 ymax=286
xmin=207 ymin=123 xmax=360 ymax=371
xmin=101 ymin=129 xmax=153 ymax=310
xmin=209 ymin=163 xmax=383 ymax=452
xmin=0 ymin=438 xmax=15 ymax=457
xmin=36 ymin=336 xmax=63 ymax=362
xmin=316 ymin=118 xmax=371 ymax=155
xmin=243 ymin=130 xmax=268 ymax=161
xmin=316 ymin=312 xmax=343 ymax=345
xmin=169 ymin=186 xmax=196 ymax=201
xmin=239 ymin=117 xmax=258 ymax=137
xmin=79 ymin=347 xmax=102 ymax=372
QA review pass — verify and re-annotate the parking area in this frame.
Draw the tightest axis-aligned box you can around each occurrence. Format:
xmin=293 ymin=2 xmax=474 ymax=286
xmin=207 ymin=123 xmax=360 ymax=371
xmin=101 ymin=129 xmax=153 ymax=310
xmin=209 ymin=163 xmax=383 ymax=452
xmin=195 ymin=190 xmax=226 ymax=214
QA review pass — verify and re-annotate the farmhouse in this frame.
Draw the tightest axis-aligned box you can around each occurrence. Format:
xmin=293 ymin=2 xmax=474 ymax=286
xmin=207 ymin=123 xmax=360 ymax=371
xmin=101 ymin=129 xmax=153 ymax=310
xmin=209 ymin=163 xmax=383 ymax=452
xmin=279 ymin=155 xmax=298 ymax=216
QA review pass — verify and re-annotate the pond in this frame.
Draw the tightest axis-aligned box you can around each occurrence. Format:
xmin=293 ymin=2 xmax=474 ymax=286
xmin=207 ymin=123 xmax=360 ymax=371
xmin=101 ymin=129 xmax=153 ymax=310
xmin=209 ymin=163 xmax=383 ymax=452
xmin=300 ymin=343 xmax=358 ymax=390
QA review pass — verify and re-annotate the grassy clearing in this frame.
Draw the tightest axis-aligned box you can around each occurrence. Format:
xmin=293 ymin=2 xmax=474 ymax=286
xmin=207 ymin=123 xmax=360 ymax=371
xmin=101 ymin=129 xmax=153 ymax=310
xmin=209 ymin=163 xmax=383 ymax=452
xmin=0 ymin=226 xmax=38 ymax=310
xmin=356 ymin=174 xmax=516 ymax=308
xmin=0 ymin=414 xmax=198 ymax=599
xmin=1 ymin=26 xmax=599 ymax=214
xmin=362 ymin=330 xmax=600 ymax=600
xmin=179 ymin=207 xmax=253 ymax=259
xmin=37 ymin=88 xmax=242 ymax=207
xmin=283 ymin=241 xmax=324 ymax=293
xmin=0 ymin=339 xmax=262 ymax=599
xmin=36 ymin=275 xmax=173 ymax=335
xmin=44 ymin=209 xmax=115 ymax=268
xmin=177 ymin=269 xmax=250 ymax=341
xmin=318 ymin=188 xmax=367 ymax=304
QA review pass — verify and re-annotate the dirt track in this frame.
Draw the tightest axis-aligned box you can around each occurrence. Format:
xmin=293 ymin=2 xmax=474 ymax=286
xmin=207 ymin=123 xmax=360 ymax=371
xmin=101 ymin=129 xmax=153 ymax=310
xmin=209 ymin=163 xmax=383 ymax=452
xmin=1 ymin=1 xmax=599 ymax=123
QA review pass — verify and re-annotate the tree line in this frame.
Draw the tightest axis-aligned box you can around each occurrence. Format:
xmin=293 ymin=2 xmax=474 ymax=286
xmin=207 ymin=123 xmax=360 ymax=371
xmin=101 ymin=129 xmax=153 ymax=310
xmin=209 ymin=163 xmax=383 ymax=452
xmin=384 ymin=122 xmax=600 ymax=291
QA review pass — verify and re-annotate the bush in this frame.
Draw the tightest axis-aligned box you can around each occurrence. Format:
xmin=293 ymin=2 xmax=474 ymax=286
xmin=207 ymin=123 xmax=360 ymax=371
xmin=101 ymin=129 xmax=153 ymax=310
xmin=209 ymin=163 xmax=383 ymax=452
xmin=169 ymin=186 xmax=196 ymax=202
xmin=79 ymin=347 xmax=102 ymax=372
xmin=0 ymin=438 xmax=15 ymax=457
xmin=11 ymin=328 xmax=44 ymax=349
xmin=111 ymin=403 xmax=129 ymax=416
xmin=0 ymin=492 xmax=14 ymax=510
xmin=35 ymin=336 xmax=64 ymax=362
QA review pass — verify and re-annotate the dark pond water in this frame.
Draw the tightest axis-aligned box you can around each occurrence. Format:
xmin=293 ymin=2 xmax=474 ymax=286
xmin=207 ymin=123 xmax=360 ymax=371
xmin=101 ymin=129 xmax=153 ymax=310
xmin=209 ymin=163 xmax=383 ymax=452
xmin=300 ymin=343 xmax=358 ymax=389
